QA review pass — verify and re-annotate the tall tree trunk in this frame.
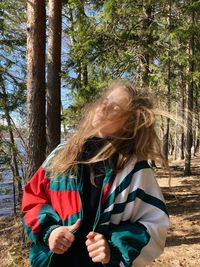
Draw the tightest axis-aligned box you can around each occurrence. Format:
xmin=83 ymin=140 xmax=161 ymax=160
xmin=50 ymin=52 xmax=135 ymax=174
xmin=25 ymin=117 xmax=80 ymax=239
xmin=180 ymin=70 xmax=185 ymax=159
xmin=163 ymin=118 xmax=170 ymax=160
xmin=76 ymin=1 xmax=88 ymax=91
xmin=46 ymin=0 xmax=62 ymax=154
xmin=141 ymin=2 xmax=153 ymax=86
xmin=184 ymin=9 xmax=195 ymax=176
xmin=163 ymin=56 xmax=171 ymax=160
xmin=10 ymin=164 xmax=17 ymax=215
xmin=184 ymin=78 xmax=193 ymax=176
xmin=194 ymin=86 xmax=199 ymax=155
xmin=163 ymin=0 xmax=172 ymax=161
xmin=26 ymin=0 xmax=46 ymax=179
xmin=173 ymin=103 xmax=178 ymax=160
xmin=80 ymin=62 xmax=88 ymax=88
xmin=61 ymin=103 xmax=68 ymax=139
xmin=68 ymin=1 xmax=88 ymax=104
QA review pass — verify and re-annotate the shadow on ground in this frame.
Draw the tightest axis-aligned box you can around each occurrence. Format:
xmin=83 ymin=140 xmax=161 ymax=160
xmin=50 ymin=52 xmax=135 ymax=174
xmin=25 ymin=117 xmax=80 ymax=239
xmin=160 ymin=159 xmax=200 ymax=248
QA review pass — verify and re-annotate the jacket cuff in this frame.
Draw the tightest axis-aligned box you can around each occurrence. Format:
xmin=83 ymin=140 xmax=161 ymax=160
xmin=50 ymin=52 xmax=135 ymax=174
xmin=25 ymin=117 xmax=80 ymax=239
xmin=41 ymin=225 xmax=61 ymax=245
xmin=105 ymin=240 xmax=122 ymax=266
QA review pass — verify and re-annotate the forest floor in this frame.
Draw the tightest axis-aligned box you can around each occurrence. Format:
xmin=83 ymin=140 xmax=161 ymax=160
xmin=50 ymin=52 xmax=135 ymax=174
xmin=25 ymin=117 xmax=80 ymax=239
xmin=149 ymin=154 xmax=200 ymax=267
xmin=0 ymin=154 xmax=199 ymax=267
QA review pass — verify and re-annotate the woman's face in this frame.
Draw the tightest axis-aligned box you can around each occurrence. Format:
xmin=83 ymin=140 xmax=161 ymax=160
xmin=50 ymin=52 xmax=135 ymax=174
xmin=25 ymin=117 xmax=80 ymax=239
xmin=92 ymin=87 xmax=130 ymax=137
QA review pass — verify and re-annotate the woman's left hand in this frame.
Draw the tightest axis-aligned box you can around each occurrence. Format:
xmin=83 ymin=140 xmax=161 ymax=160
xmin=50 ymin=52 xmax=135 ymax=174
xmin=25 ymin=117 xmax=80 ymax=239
xmin=85 ymin=232 xmax=110 ymax=264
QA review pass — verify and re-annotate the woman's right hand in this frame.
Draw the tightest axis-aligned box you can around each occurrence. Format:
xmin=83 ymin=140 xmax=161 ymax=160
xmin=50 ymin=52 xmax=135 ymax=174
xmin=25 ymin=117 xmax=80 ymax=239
xmin=48 ymin=219 xmax=81 ymax=254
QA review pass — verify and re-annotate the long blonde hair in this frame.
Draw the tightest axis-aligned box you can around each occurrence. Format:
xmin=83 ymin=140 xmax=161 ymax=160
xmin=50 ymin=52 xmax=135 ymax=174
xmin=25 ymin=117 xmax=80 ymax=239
xmin=49 ymin=79 xmax=167 ymax=177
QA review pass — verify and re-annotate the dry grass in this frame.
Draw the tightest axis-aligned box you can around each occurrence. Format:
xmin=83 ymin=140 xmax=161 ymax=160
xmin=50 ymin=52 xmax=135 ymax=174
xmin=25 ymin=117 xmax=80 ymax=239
xmin=0 ymin=216 xmax=30 ymax=267
xmin=149 ymin=154 xmax=200 ymax=266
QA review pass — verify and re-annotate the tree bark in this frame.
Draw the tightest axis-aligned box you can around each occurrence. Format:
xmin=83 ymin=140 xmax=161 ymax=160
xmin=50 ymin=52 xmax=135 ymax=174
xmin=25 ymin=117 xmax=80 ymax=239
xmin=76 ymin=1 xmax=88 ymax=91
xmin=194 ymin=86 xmax=200 ymax=155
xmin=163 ymin=47 xmax=171 ymax=161
xmin=184 ymin=10 xmax=195 ymax=176
xmin=180 ymin=70 xmax=185 ymax=160
xmin=163 ymin=118 xmax=170 ymax=160
xmin=173 ymin=103 xmax=178 ymax=160
xmin=61 ymin=103 xmax=68 ymax=139
xmin=141 ymin=3 xmax=153 ymax=86
xmin=184 ymin=77 xmax=193 ymax=176
xmin=46 ymin=0 xmax=62 ymax=154
xmin=162 ymin=0 xmax=172 ymax=161
xmin=26 ymin=0 xmax=46 ymax=179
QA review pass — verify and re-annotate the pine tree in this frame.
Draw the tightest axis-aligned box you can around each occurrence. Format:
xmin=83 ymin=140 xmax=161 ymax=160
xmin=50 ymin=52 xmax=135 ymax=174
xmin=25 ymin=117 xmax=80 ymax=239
xmin=0 ymin=0 xmax=26 ymax=205
xmin=46 ymin=0 xmax=62 ymax=154
xmin=26 ymin=0 xmax=46 ymax=179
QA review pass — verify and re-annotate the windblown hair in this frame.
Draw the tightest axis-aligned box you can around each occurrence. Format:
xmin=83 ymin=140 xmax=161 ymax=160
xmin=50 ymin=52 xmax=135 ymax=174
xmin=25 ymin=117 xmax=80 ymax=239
xmin=49 ymin=79 xmax=167 ymax=178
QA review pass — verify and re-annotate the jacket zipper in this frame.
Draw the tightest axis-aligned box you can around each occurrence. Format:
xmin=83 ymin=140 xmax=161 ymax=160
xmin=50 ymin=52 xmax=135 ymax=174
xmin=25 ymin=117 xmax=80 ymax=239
xmin=47 ymin=252 xmax=54 ymax=267
xmin=73 ymin=165 xmax=84 ymax=234
xmin=73 ymin=183 xmax=83 ymax=234
xmin=93 ymin=160 xmax=112 ymax=231
xmin=92 ymin=180 xmax=105 ymax=231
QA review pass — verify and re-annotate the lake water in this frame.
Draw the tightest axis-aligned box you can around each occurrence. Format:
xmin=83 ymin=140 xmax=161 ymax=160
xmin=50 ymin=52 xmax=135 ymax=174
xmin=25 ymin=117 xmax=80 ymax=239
xmin=0 ymin=168 xmax=18 ymax=217
xmin=0 ymin=138 xmax=24 ymax=217
xmin=0 ymin=138 xmax=65 ymax=217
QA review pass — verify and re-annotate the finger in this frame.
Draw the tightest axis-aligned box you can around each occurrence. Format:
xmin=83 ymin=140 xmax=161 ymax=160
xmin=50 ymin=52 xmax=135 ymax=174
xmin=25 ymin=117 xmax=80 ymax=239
xmin=87 ymin=231 xmax=96 ymax=240
xmin=58 ymin=242 xmax=71 ymax=252
xmin=91 ymin=253 xmax=106 ymax=263
xmin=53 ymin=247 xmax=65 ymax=254
xmin=86 ymin=232 xmax=104 ymax=242
xmin=86 ymin=240 xmax=105 ymax=252
xmin=63 ymin=230 xmax=75 ymax=243
xmin=85 ymin=238 xmax=93 ymax=246
xmin=60 ymin=234 xmax=73 ymax=244
xmin=59 ymin=237 xmax=72 ymax=249
xmin=86 ymin=238 xmax=100 ymax=247
xmin=50 ymin=241 xmax=66 ymax=254
xmin=54 ymin=240 xmax=68 ymax=250
xmin=88 ymin=247 xmax=104 ymax=258
xmin=67 ymin=219 xmax=81 ymax=233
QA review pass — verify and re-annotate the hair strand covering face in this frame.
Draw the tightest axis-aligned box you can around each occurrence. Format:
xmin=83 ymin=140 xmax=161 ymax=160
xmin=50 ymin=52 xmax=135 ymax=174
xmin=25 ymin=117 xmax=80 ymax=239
xmin=48 ymin=79 xmax=168 ymax=178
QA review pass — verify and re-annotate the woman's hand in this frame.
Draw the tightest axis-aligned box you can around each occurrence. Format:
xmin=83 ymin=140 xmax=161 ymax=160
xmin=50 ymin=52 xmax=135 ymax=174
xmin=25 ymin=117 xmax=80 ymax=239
xmin=86 ymin=231 xmax=111 ymax=264
xmin=48 ymin=219 xmax=81 ymax=254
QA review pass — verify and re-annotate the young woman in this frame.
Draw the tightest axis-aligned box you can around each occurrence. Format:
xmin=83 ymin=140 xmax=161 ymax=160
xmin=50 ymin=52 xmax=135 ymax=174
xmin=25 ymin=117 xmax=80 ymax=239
xmin=22 ymin=79 xmax=170 ymax=267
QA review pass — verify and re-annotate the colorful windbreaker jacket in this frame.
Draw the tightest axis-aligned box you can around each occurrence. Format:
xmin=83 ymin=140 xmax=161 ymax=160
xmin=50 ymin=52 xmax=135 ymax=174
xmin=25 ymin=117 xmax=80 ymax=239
xmin=22 ymin=143 xmax=170 ymax=267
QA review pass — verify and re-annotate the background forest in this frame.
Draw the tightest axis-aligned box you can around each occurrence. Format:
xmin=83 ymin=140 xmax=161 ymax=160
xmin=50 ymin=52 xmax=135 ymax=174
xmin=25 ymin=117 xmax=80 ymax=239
xmin=0 ymin=0 xmax=200 ymax=266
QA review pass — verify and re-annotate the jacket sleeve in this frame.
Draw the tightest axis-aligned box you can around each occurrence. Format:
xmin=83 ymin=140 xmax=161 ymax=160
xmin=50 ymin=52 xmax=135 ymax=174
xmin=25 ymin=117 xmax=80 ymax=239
xmin=105 ymin=163 xmax=170 ymax=267
xmin=21 ymin=166 xmax=62 ymax=244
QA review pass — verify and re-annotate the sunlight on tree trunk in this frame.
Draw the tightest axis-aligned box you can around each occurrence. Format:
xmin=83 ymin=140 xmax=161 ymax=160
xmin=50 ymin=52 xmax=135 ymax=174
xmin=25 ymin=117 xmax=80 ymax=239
xmin=26 ymin=0 xmax=46 ymax=179
xmin=46 ymin=0 xmax=62 ymax=154
xmin=184 ymin=11 xmax=195 ymax=176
